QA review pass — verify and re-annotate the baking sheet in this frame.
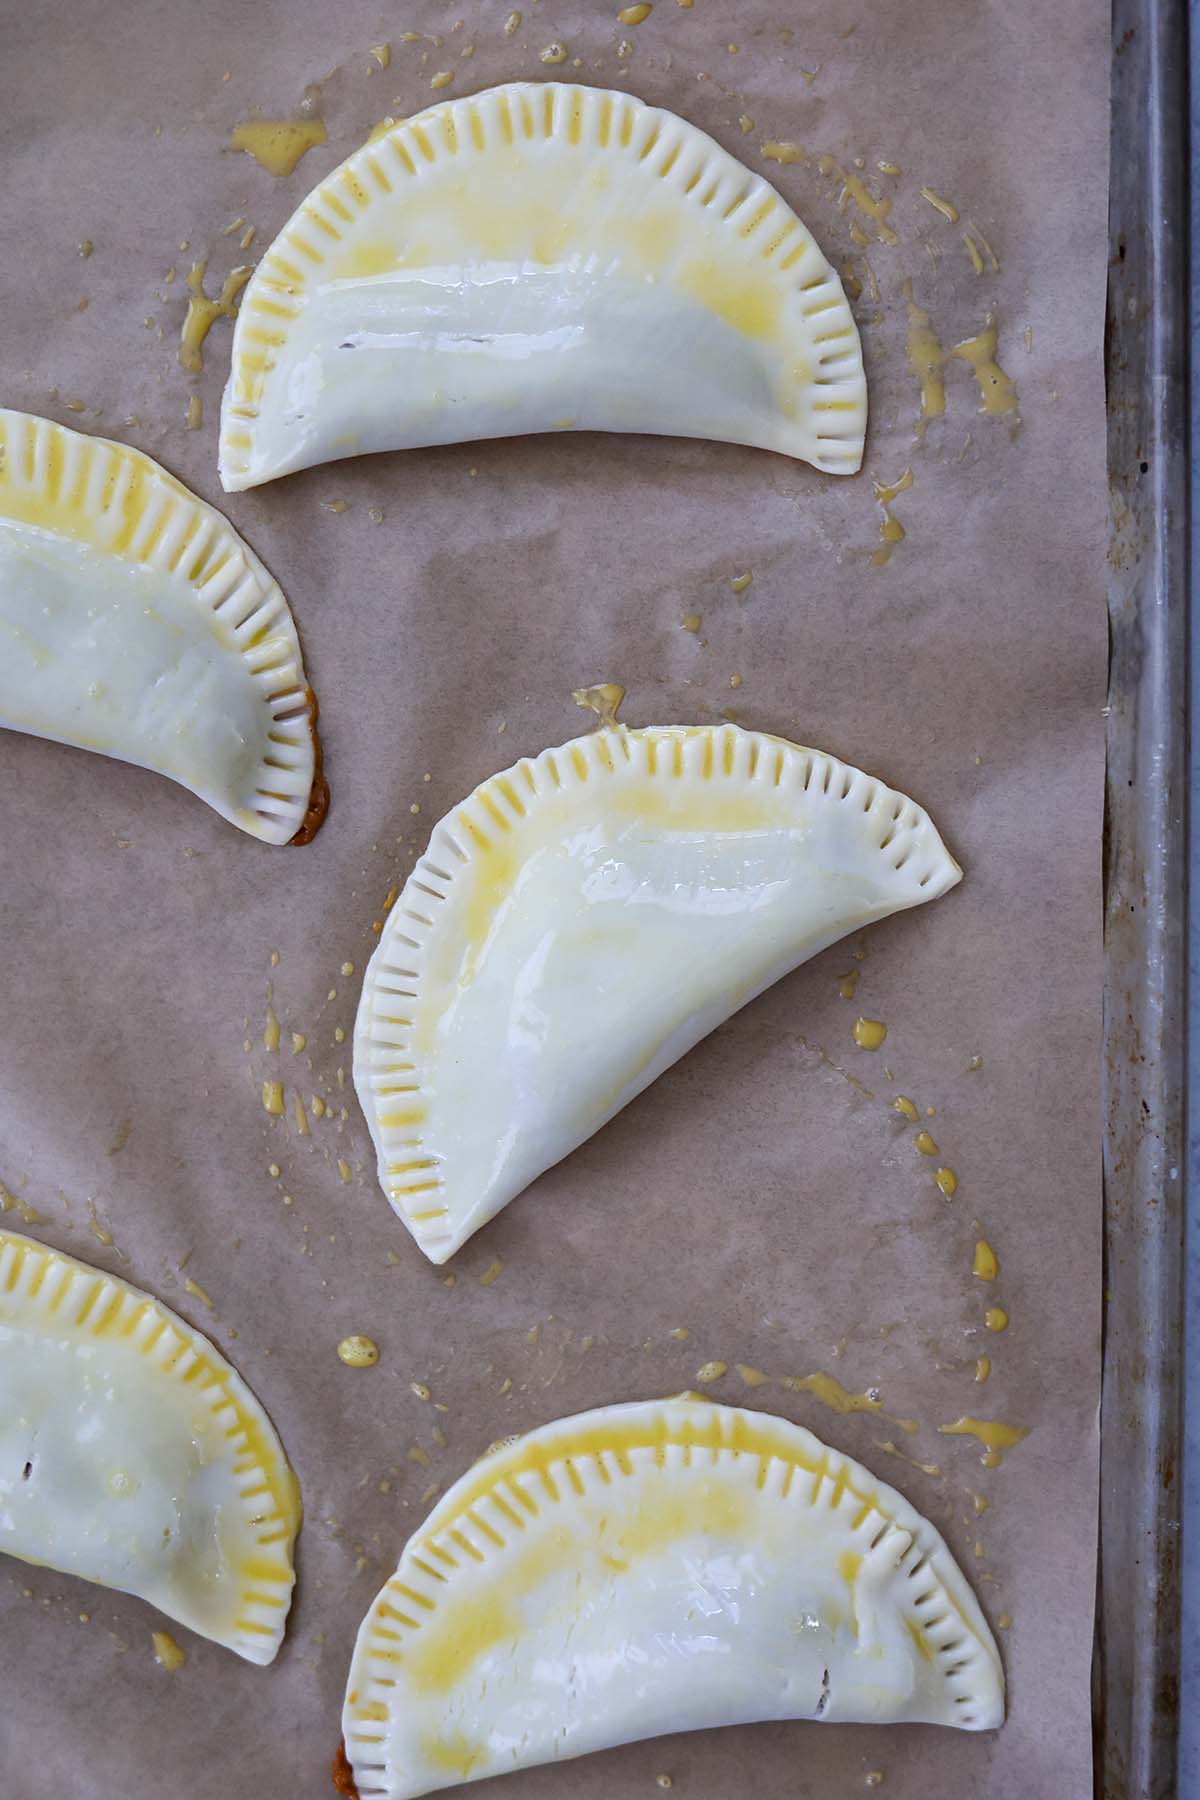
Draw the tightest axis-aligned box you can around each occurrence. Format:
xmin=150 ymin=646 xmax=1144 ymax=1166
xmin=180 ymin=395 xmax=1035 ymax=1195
xmin=0 ymin=1 xmax=1108 ymax=1796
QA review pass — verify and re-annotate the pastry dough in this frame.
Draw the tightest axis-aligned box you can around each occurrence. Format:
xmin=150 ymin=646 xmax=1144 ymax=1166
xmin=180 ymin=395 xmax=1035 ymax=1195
xmin=220 ymin=83 xmax=866 ymax=490
xmin=339 ymin=1396 xmax=1003 ymax=1798
xmin=0 ymin=409 xmax=324 ymax=844
xmin=354 ymin=724 xmax=960 ymax=1262
xmin=0 ymin=1227 xmax=300 ymax=1663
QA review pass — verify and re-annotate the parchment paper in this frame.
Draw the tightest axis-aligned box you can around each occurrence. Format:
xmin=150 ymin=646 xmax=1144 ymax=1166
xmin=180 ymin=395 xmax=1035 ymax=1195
xmin=0 ymin=0 xmax=1108 ymax=1794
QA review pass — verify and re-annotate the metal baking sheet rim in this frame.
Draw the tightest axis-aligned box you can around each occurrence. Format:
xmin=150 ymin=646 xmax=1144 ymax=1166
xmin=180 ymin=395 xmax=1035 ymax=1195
xmin=1096 ymin=0 xmax=1191 ymax=1795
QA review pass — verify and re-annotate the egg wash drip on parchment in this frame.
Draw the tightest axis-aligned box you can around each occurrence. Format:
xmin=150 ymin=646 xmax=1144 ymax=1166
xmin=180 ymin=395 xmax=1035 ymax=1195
xmin=3 ymin=1169 xmax=129 ymax=1265
xmin=377 ymin=938 xmax=1028 ymax=1630
xmin=752 ymin=118 xmax=1019 ymax=568
xmin=761 ymin=947 xmax=1025 ymax=1601
xmin=250 ymin=949 xmax=367 ymax=1223
xmin=240 ymin=789 xmax=448 ymax=1336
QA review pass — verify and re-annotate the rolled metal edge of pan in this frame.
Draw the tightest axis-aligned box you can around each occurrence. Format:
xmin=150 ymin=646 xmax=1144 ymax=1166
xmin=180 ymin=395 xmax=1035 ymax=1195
xmin=1097 ymin=0 xmax=1190 ymax=1793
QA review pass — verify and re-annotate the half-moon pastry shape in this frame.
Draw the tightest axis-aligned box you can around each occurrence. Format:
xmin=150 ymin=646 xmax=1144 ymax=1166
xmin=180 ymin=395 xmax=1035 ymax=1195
xmin=354 ymin=724 xmax=960 ymax=1262
xmin=0 ymin=409 xmax=325 ymax=844
xmin=338 ymin=1396 xmax=1003 ymax=1798
xmin=0 ymin=1227 xmax=300 ymax=1663
xmin=220 ymin=82 xmax=866 ymax=490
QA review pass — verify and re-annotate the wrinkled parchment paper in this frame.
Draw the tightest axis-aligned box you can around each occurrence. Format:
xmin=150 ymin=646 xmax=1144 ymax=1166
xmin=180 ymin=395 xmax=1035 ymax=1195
xmin=0 ymin=0 xmax=1107 ymax=1794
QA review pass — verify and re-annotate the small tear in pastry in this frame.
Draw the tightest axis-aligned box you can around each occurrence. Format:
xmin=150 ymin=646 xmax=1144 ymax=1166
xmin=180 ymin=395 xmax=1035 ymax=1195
xmin=354 ymin=723 xmax=960 ymax=1263
xmin=338 ymin=1397 xmax=1003 ymax=1798
xmin=0 ymin=409 xmax=326 ymax=845
xmin=0 ymin=1227 xmax=299 ymax=1663
xmin=219 ymin=83 xmax=866 ymax=491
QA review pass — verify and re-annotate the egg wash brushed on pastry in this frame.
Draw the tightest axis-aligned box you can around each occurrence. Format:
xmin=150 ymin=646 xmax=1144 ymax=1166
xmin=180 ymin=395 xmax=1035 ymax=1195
xmin=353 ymin=723 xmax=960 ymax=1263
xmin=219 ymin=84 xmax=866 ymax=489
xmin=336 ymin=1397 xmax=1003 ymax=1799
xmin=0 ymin=410 xmax=326 ymax=844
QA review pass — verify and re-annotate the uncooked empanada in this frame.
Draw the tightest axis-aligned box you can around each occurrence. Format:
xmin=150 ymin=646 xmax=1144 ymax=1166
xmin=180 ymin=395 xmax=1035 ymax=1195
xmin=220 ymin=83 xmax=866 ymax=490
xmin=0 ymin=1227 xmax=299 ymax=1663
xmin=0 ymin=409 xmax=325 ymax=844
xmin=354 ymin=724 xmax=960 ymax=1262
xmin=337 ymin=1395 xmax=1003 ymax=1798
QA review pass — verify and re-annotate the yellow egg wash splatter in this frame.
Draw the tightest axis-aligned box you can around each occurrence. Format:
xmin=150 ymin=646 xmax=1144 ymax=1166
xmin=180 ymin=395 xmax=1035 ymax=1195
xmin=761 ymin=140 xmax=806 ymax=166
xmin=617 ymin=1 xmax=653 ymax=20
xmin=951 ymin=317 xmax=1019 ymax=417
xmin=228 ymin=117 xmax=327 ymax=177
xmin=263 ymin=1005 xmax=281 ymax=1053
xmin=914 ymin=1130 xmax=939 ymax=1156
xmin=975 ymin=1357 xmax=991 ymax=1383
xmin=870 ymin=467 xmax=913 ymax=568
xmin=783 ymin=1372 xmax=881 ymax=1418
xmin=939 ymin=1416 xmax=1028 ymax=1463
xmin=972 ymin=1239 xmax=998 ymax=1281
xmin=839 ymin=968 xmax=861 ymax=1000
xmin=179 ymin=260 xmax=251 ymax=372
xmin=962 ymin=229 xmax=1000 ymax=276
xmin=877 ymin=1439 xmax=943 ymax=1479
xmin=151 ymin=1630 xmax=186 ymax=1671
xmin=338 ymin=1335 xmax=379 ymax=1367
xmin=695 ymin=1360 xmax=728 ymax=1383
xmin=853 ymin=1017 xmax=888 ymax=1050
xmin=892 ymin=1095 xmax=919 ymax=1121
xmin=183 ymin=1276 xmax=213 ymax=1310
xmin=261 ymin=1080 xmax=285 ymax=1115
xmin=985 ymin=1306 xmax=1009 ymax=1332
xmin=572 ymin=683 xmax=625 ymax=728
xmin=735 ymin=1364 xmax=770 ymax=1388
xmin=86 ymin=1199 xmax=114 ymax=1246
xmin=920 ymin=187 xmax=959 ymax=223
xmin=935 ymin=1166 xmax=958 ymax=1197
xmin=902 ymin=281 xmax=946 ymax=432
xmin=816 ymin=154 xmax=898 ymax=246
